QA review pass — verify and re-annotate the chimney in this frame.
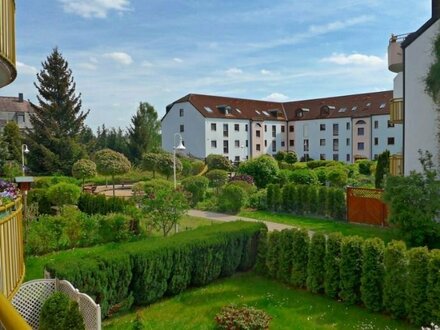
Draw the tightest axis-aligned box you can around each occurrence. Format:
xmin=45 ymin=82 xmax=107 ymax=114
xmin=18 ymin=93 xmax=23 ymax=102
xmin=433 ymin=0 xmax=440 ymax=19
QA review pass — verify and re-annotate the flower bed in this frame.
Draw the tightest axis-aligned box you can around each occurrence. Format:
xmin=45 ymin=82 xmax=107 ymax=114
xmin=0 ymin=179 xmax=19 ymax=208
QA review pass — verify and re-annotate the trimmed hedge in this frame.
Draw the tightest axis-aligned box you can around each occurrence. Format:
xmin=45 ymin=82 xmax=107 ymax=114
xmin=260 ymin=230 xmax=440 ymax=326
xmin=45 ymin=221 xmax=265 ymax=318
xmin=78 ymin=193 xmax=133 ymax=215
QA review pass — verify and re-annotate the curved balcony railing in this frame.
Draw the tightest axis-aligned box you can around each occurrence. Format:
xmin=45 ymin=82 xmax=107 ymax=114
xmin=0 ymin=0 xmax=17 ymax=88
xmin=0 ymin=197 xmax=24 ymax=300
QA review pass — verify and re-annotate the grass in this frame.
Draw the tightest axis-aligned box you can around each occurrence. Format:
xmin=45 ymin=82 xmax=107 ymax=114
xmin=103 ymin=272 xmax=415 ymax=330
xmin=25 ymin=215 xmax=219 ymax=281
xmin=238 ymin=210 xmax=401 ymax=242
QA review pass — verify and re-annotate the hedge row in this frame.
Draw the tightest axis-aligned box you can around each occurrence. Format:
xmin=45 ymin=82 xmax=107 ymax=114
xmin=255 ymin=229 xmax=440 ymax=326
xmin=45 ymin=221 xmax=265 ymax=319
xmin=266 ymin=184 xmax=346 ymax=219
xmin=77 ymin=193 xmax=133 ymax=215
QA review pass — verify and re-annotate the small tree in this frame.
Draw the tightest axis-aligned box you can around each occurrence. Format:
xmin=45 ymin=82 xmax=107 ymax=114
xmin=47 ymin=182 xmax=81 ymax=208
xmin=142 ymin=186 xmax=189 ymax=236
xmin=205 ymin=169 xmax=228 ymax=194
xmin=157 ymin=153 xmax=182 ymax=180
xmin=206 ymin=154 xmax=232 ymax=171
xmin=72 ymin=159 xmax=97 ymax=186
xmin=142 ymin=152 xmax=161 ymax=178
xmin=238 ymin=155 xmax=279 ymax=188
xmin=181 ymin=176 xmax=209 ymax=206
xmin=375 ymin=150 xmax=390 ymax=188
xmin=218 ymin=185 xmax=246 ymax=213
xmin=284 ymin=151 xmax=298 ymax=164
xmin=307 ymin=232 xmax=326 ymax=294
xmin=95 ymin=148 xmax=131 ymax=196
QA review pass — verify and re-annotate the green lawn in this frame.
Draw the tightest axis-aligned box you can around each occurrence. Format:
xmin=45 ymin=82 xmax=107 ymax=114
xmin=103 ymin=272 xmax=415 ymax=330
xmin=238 ymin=210 xmax=401 ymax=242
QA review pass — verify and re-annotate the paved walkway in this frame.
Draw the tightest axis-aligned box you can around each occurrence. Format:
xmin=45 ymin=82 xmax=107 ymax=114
xmin=188 ymin=209 xmax=293 ymax=232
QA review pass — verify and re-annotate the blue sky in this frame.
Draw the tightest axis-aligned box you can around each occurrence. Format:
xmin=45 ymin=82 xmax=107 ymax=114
xmin=0 ymin=0 xmax=431 ymax=130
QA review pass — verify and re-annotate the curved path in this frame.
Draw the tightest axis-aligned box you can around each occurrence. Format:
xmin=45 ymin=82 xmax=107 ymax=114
xmin=188 ymin=209 xmax=293 ymax=232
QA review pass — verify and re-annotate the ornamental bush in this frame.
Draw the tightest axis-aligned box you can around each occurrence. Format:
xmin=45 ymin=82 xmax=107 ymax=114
xmin=406 ymin=247 xmax=430 ymax=326
xmin=40 ymin=292 xmax=85 ymax=330
xmin=289 ymin=168 xmax=319 ymax=185
xmin=324 ymin=232 xmax=343 ymax=299
xmin=215 ymin=305 xmax=271 ymax=330
xmin=266 ymin=231 xmax=281 ymax=279
xmin=205 ymin=169 xmax=228 ymax=191
xmin=360 ymin=238 xmax=385 ymax=312
xmin=181 ymin=176 xmax=209 ymax=206
xmin=290 ymin=229 xmax=309 ymax=288
xmin=45 ymin=221 xmax=264 ymax=318
xmin=306 ymin=232 xmax=326 ymax=294
xmin=206 ymin=154 xmax=232 ymax=171
xmin=47 ymin=182 xmax=81 ymax=207
xmin=340 ymin=236 xmax=363 ymax=305
xmin=383 ymin=240 xmax=407 ymax=319
xmin=238 ymin=155 xmax=279 ymax=188
xmin=277 ymin=229 xmax=294 ymax=283
xmin=78 ymin=193 xmax=132 ymax=215
xmin=218 ymin=185 xmax=246 ymax=213
xmin=428 ymin=250 xmax=440 ymax=325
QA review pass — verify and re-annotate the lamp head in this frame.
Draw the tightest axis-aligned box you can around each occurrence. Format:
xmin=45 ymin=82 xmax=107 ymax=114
xmin=23 ymin=144 xmax=30 ymax=154
xmin=175 ymin=141 xmax=186 ymax=151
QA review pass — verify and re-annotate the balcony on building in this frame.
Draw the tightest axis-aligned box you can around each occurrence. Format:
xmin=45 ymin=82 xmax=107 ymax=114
xmin=389 ymin=97 xmax=403 ymax=124
xmin=0 ymin=0 xmax=17 ymax=88
xmin=388 ymin=34 xmax=408 ymax=73
xmin=390 ymin=154 xmax=403 ymax=176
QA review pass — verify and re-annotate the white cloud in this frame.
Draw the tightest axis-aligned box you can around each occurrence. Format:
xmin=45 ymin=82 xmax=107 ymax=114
xmin=89 ymin=57 xmax=99 ymax=63
xmin=308 ymin=15 xmax=372 ymax=34
xmin=78 ymin=62 xmax=98 ymax=70
xmin=59 ymin=0 xmax=130 ymax=18
xmin=173 ymin=57 xmax=183 ymax=63
xmin=260 ymin=69 xmax=272 ymax=75
xmin=264 ymin=92 xmax=290 ymax=102
xmin=16 ymin=61 xmax=37 ymax=75
xmin=141 ymin=60 xmax=153 ymax=67
xmin=103 ymin=52 xmax=133 ymax=65
xmin=321 ymin=52 xmax=385 ymax=67
xmin=225 ymin=67 xmax=243 ymax=76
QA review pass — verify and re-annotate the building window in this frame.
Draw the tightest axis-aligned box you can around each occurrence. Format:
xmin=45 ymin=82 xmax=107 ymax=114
xmin=211 ymin=140 xmax=217 ymax=148
xmin=281 ymin=126 xmax=285 ymax=133
xmin=387 ymin=120 xmax=395 ymax=128
xmin=245 ymin=124 xmax=248 ymax=132
xmin=264 ymin=125 xmax=267 ymax=132
xmin=374 ymin=137 xmax=379 ymax=145
xmin=211 ymin=123 xmax=216 ymax=131
xmin=388 ymin=137 xmax=395 ymax=145
xmin=256 ymin=144 xmax=261 ymax=151
xmin=346 ymin=122 xmax=350 ymax=130
xmin=289 ymin=125 xmax=294 ymax=132
xmin=346 ymin=138 xmax=350 ymax=146
xmin=304 ymin=139 xmax=309 ymax=152
xmin=333 ymin=123 xmax=339 ymax=136
xmin=333 ymin=139 xmax=339 ymax=152
xmin=333 ymin=154 xmax=339 ymax=161
xmin=179 ymin=108 xmax=184 ymax=117
xmin=223 ymin=140 xmax=229 ymax=154
xmin=281 ymin=141 xmax=285 ymax=147
xmin=245 ymin=140 xmax=248 ymax=147
xmin=234 ymin=156 xmax=240 ymax=163
xmin=346 ymin=154 xmax=350 ymax=162
xmin=223 ymin=124 xmax=229 ymax=137
xmin=303 ymin=124 xmax=308 ymax=138
xmin=320 ymin=139 xmax=326 ymax=146
xmin=358 ymin=142 xmax=365 ymax=150
xmin=264 ymin=140 xmax=267 ymax=147
xmin=374 ymin=120 xmax=379 ymax=129
xmin=234 ymin=124 xmax=239 ymax=131
xmin=374 ymin=154 xmax=378 ymax=160
xmin=180 ymin=124 xmax=184 ymax=132
xmin=320 ymin=124 xmax=326 ymax=131
xmin=289 ymin=140 xmax=294 ymax=147
xmin=235 ymin=140 xmax=240 ymax=148
xmin=320 ymin=154 xmax=326 ymax=160
xmin=357 ymin=127 xmax=365 ymax=136
xmin=272 ymin=140 xmax=276 ymax=152
xmin=256 ymin=130 xmax=261 ymax=137
xmin=272 ymin=125 xmax=276 ymax=137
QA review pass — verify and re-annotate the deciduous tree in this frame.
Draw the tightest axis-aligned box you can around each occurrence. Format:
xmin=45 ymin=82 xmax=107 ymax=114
xmin=95 ymin=148 xmax=131 ymax=196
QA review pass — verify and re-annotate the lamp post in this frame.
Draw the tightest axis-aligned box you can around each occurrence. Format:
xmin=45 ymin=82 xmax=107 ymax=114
xmin=173 ymin=133 xmax=186 ymax=189
xmin=21 ymin=144 xmax=29 ymax=176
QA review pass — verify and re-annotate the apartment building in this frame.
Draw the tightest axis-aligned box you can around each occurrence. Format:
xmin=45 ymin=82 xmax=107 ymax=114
xmin=388 ymin=0 xmax=440 ymax=175
xmin=162 ymin=90 xmax=401 ymax=164
xmin=0 ymin=93 xmax=34 ymax=132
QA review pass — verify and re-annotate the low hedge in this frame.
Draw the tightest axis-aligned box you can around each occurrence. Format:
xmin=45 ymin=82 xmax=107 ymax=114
xmin=45 ymin=221 xmax=265 ymax=318
xmin=77 ymin=193 xmax=133 ymax=215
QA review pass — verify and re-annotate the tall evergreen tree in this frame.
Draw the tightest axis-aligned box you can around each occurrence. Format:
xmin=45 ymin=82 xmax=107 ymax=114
xmin=2 ymin=121 xmax=22 ymax=162
xmin=26 ymin=48 xmax=89 ymax=175
xmin=127 ymin=102 xmax=161 ymax=164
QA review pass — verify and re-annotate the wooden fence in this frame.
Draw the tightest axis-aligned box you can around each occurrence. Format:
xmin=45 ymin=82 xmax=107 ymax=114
xmin=346 ymin=187 xmax=388 ymax=226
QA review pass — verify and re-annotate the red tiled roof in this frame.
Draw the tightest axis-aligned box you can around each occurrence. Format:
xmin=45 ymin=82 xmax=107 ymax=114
xmin=165 ymin=91 xmax=393 ymax=122
xmin=0 ymin=96 xmax=35 ymax=113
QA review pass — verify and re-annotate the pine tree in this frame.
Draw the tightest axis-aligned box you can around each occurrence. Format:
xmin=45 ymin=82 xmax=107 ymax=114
xmin=26 ymin=48 xmax=89 ymax=174
xmin=2 ymin=121 xmax=22 ymax=162
xmin=127 ymin=102 xmax=161 ymax=164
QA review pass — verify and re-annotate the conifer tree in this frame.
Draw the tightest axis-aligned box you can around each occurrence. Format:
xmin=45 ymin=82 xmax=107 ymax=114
xmin=2 ymin=121 xmax=22 ymax=162
xmin=26 ymin=48 xmax=89 ymax=174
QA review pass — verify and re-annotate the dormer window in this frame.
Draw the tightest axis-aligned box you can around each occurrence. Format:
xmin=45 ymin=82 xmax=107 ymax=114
xmin=269 ymin=109 xmax=282 ymax=118
xmin=216 ymin=104 xmax=231 ymax=115
xmin=295 ymin=108 xmax=309 ymax=118
xmin=320 ymin=105 xmax=335 ymax=117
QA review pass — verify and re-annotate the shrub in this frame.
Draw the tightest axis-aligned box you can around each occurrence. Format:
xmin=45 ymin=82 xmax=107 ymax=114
xmin=276 ymin=169 xmax=292 ymax=186
xmin=143 ymin=178 xmax=173 ymax=193
xmin=357 ymin=159 xmax=373 ymax=175
xmin=289 ymin=168 xmax=319 ymax=185
xmin=64 ymin=301 xmax=86 ymax=330
xmin=205 ymin=169 xmax=228 ymax=191
xmin=206 ymin=154 xmax=232 ymax=171
xmin=191 ymin=160 xmax=206 ymax=175
xmin=46 ymin=182 xmax=81 ymax=207
xmin=78 ymin=193 xmax=132 ymax=215
xmin=277 ymin=229 xmax=294 ymax=283
xmin=40 ymin=292 xmax=85 ymax=330
xmin=326 ymin=167 xmax=348 ymax=187
xmin=229 ymin=174 xmax=254 ymax=185
xmin=284 ymin=151 xmax=298 ymax=164
xmin=339 ymin=236 xmax=363 ymax=305
xmin=45 ymin=221 xmax=264 ymax=318
xmin=248 ymin=189 xmax=267 ymax=210
xmin=314 ymin=167 xmax=328 ymax=185
xmin=266 ymin=184 xmax=281 ymax=211
xmin=181 ymin=176 xmax=209 ymax=206
xmin=308 ymin=185 xmax=318 ymax=214
xmin=324 ymin=232 xmax=343 ymax=299
xmin=227 ymin=180 xmax=257 ymax=196
xmin=360 ymin=238 xmax=385 ymax=312
xmin=406 ymin=247 xmax=430 ymax=326
xmin=215 ymin=305 xmax=271 ymax=330
xmin=290 ymin=229 xmax=309 ymax=288
xmin=34 ymin=176 xmax=80 ymax=188
xmin=428 ymin=250 xmax=440 ymax=325
xmin=307 ymin=232 xmax=326 ymax=293
xmin=238 ymin=155 xmax=279 ymax=188
xmin=218 ymin=185 xmax=246 ymax=213
xmin=254 ymin=228 xmax=268 ymax=275
xmin=329 ymin=188 xmax=346 ymax=220
xmin=274 ymin=150 xmax=287 ymax=162
xmin=266 ymin=231 xmax=281 ymax=279
xmin=383 ymin=240 xmax=407 ymax=319
xmin=375 ymin=150 xmax=390 ymax=188
xmin=317 ymin=187 xmax=328 ymax=217
xmin=28 ymin=188 xmax=52 ymax=214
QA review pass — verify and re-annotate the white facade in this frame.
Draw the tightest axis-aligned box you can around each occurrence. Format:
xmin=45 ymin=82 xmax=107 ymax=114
xmin=404 ymin=20 xmax=440 ymax=174
xmin=371 ymin=115 xmax=403 ymax=159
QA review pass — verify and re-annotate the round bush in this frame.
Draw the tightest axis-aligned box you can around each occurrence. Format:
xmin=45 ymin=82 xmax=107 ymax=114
xmin=40 ymin=292 xmax=85 ymax=330
xmin=289 ymin=169 xmax=319 ymax=185
xmin=205 ymin=169 xmax=228 ymax=190
xmin=215 ymin=305 xmax=271 ymax=330
xmin=218 ymin=185 xmax=246 ymax=213
xmin=181 ymin=176 xmax=209 ymax=206
xmin=47 ymin=182 xmax=81 ymax=207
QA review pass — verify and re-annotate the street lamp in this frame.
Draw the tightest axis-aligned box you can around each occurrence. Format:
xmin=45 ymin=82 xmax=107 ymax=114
xmin=173 ymin=133 xmax=186 ymax=189
xmin=21 ymin=144 xmax=29 ymax=176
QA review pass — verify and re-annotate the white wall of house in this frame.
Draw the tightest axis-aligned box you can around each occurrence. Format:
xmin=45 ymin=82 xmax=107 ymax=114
xmin=371 ymin=114 xmax=403 ymax=159
xmin=404 ymin=20 xmax=440 ymax=174
xmin=394 ymin=73 xmax=403 ymax=98
xmin=262 ymin=121 xmax=288 ymax=156
xmin=161 ymin=102 xmax=206 ymax=158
